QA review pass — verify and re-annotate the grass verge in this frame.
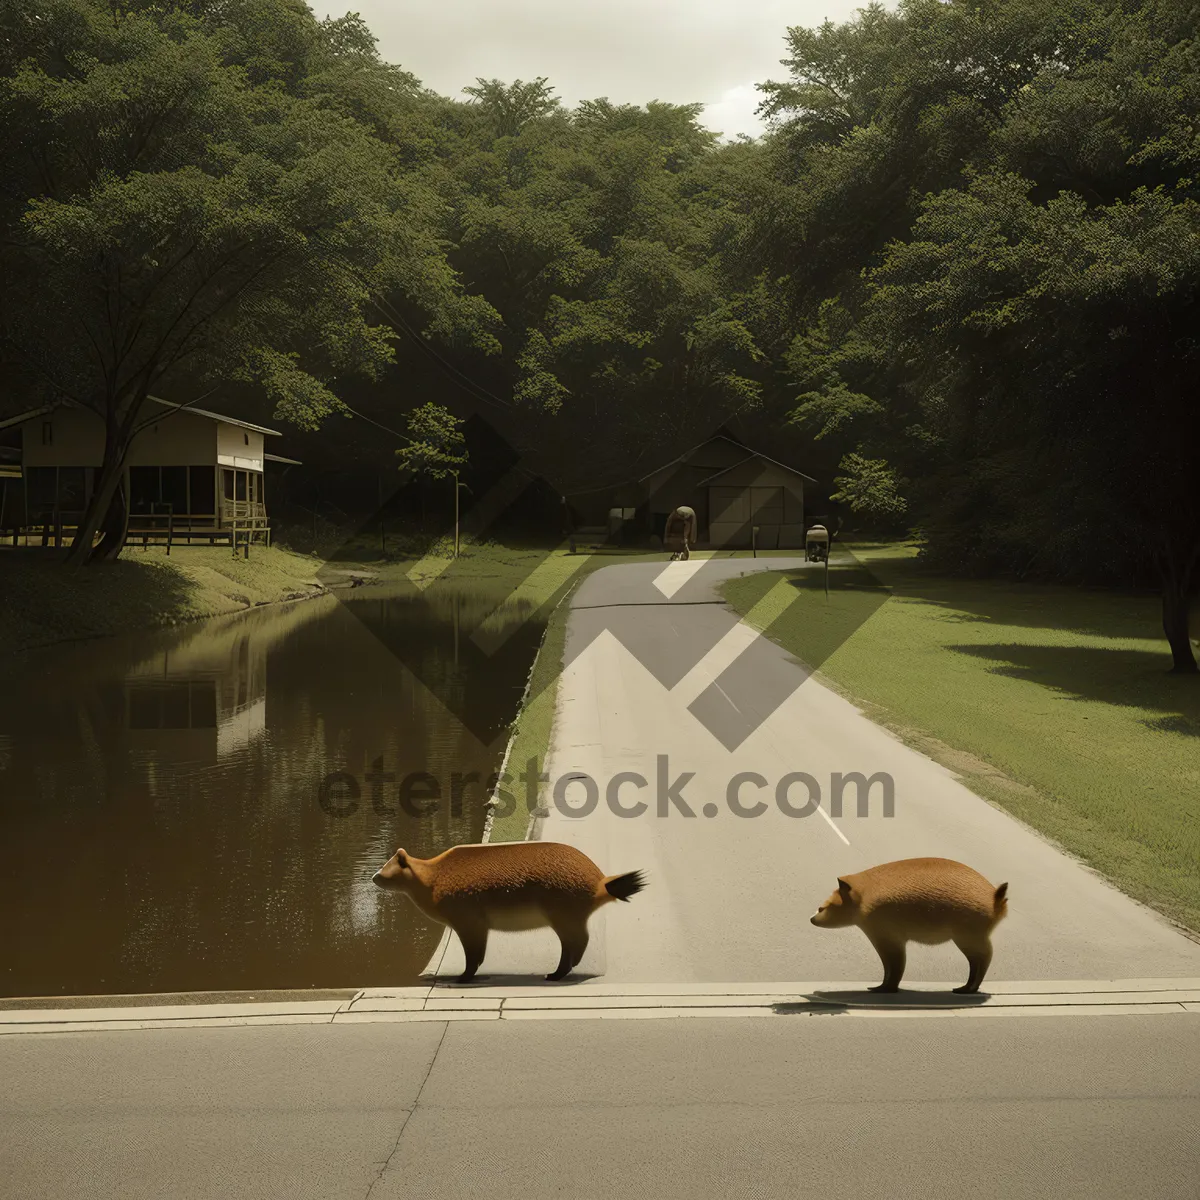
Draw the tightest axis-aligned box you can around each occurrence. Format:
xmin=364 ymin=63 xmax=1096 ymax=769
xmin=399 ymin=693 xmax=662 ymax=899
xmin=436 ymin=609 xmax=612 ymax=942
xmin=720 ymin=543 xmax=1200 ymax=935
xmin=484 ymin=581 xmax=578 ymax=844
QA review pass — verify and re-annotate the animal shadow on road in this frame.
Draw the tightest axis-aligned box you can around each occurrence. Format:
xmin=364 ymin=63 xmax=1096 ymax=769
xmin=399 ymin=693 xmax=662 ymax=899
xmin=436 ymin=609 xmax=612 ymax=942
xmin=425 ymin=972 xmax=604 ymax=988
xmin=773 ymin=989 xmax=992 ymax=1016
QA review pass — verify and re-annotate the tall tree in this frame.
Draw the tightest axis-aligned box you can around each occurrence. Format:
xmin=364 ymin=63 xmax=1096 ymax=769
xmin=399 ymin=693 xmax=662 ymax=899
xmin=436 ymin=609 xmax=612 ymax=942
xmin=865 ymin=0 xmax=1200 ymax=670
xmin=0 ymin=0 xmax=497 ymax=561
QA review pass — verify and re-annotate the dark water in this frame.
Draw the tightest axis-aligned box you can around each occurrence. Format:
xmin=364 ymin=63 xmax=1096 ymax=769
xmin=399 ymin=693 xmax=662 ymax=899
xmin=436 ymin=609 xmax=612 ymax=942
xmin=0 ymin=584 xmax=546 ymax=997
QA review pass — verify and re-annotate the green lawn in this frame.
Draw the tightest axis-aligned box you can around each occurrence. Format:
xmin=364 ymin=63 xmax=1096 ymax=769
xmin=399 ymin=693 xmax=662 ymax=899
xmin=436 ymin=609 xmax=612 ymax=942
xmin=721 ymin=544 xmax=1200 ymax=935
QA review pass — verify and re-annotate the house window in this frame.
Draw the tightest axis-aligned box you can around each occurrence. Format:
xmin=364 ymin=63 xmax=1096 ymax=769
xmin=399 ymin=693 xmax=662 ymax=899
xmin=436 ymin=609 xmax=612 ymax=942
xmin=129 ymin=466 xmax=160 ymax=514
xmin=41 ymin=422 xmax=52 ymax=446
xmin=160 ymin=466 xmax=188 ymax=514
xmin=244 ymin=433 xmax=249 ymax=446
xmin=189 ymin=466 xmax=215 ymax=516
xmin=58 ymin=467 xmax=86 ymax=514
xmin=26 ymin=466 xmax=57 ymax=513
xmin=234 ymin=471 xmax=246 ymax=502
xmin=129 ymin=466 xmax=191 ymax=514
xmin=222 ymin=469 xmax=234 ymax=501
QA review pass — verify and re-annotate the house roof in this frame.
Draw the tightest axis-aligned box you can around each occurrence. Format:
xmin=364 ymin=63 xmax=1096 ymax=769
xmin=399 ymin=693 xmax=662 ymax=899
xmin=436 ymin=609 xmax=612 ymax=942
xmin=265 ymin=453 xmax=303 ymax=466
xmin=148 ymin=397 xmax=282 ymax=437
xmin=639 ymin=434 xmax=816 ymax=486
xmin=636 ymin=433 xmax=747 ymax=484
xmin=697 ymin=451 xmax=818 ymax=487
xmin=0 ymin=398 xmax=283 ymax=437
xmin=0 ymin=405 xmax=53 ymax=431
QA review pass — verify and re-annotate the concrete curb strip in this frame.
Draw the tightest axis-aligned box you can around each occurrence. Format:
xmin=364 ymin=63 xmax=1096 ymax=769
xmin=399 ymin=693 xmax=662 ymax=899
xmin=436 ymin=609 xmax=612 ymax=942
xmin=2 ymin=980 xmax=1198 ymax=1034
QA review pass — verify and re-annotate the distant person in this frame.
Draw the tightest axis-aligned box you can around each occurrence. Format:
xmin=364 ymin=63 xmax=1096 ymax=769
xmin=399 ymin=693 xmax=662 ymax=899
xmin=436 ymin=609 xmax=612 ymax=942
xmin=663 ymin=505 xmax=697 ymax=560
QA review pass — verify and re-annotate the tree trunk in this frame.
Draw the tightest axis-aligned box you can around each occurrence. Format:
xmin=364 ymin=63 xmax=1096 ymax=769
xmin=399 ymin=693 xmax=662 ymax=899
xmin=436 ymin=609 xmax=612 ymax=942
xmin=65 ymin=394 xmax=143 ymax=566
xmin=89 ymin=474 xmax=130 ymax=561
xmin=65 ymin=452 xmax=127 ymax=565
xmin=1161 ymin=545 xmax=1198 ymax=674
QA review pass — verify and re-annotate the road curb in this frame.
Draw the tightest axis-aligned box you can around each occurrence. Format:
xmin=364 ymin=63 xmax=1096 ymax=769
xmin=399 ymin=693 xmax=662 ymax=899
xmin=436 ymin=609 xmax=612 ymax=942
xmin=3 ymin=979 xmax=1198 ymax=1035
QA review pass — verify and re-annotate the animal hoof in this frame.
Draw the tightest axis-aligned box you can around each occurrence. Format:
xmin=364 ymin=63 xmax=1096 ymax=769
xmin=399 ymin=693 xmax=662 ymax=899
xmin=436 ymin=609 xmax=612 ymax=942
xmin=952 ymin=984 xmax=979 ymax=994
xmin=868 ymin=984 xmax=899 ymax=993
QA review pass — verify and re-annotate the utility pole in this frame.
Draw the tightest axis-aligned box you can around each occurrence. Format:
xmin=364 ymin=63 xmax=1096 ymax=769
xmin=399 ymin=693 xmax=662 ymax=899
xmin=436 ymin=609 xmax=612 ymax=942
xmin=452 ymin=472 xmax=471 ymax=558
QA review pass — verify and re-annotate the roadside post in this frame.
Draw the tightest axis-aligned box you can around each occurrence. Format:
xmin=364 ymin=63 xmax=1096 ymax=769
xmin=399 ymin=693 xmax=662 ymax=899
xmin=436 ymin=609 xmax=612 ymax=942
xmin=452 ymin=472 xmax=471 ymax=558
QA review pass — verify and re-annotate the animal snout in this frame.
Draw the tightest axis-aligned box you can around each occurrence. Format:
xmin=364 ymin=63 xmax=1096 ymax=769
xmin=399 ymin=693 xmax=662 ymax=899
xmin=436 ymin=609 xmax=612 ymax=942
xmin=371 ymin=872 xmax=385 ymax=887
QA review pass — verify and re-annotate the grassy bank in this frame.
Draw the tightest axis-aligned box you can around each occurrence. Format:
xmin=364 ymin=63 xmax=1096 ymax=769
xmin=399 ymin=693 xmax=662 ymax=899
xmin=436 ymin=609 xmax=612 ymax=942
xmin=0 ymin=545 xmax=328 ymax=656
xmin=721 ymin=544 xmax=1200 ymax=935
xmin=485 ymin=581 xmax=579 ymax=844
xmin=482 ymin=548 xmax=653 ymax=843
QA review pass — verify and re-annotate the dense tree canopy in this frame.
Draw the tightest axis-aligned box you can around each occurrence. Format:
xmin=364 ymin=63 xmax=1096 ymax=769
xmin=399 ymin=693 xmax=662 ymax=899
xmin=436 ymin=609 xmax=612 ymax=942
xmin=0 ymin=0 xmax=1196 ymax=665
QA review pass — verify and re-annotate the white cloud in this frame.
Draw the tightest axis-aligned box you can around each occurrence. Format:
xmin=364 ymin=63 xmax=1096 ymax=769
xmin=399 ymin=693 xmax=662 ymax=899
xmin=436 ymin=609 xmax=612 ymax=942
xmin=701 ymin=83 xmax=771 ymax=142
xmin=315 ymin=0 xmax=876 ymax=140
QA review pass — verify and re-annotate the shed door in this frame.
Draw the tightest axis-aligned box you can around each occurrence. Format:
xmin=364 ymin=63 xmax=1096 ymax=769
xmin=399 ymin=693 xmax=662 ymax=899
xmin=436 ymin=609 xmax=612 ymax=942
xmin=710 ymin=486 xmax=749 ymax=524
xmin=708 ymin=485 xmax=751 ymax=547
xmin=750 ymin=487 xmax=783 ymax=522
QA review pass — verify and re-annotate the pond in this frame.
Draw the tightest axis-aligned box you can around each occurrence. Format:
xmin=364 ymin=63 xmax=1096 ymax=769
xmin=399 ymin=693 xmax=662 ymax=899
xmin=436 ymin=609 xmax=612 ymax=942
xmin=0 ymin=581 xmax=548 ymax=998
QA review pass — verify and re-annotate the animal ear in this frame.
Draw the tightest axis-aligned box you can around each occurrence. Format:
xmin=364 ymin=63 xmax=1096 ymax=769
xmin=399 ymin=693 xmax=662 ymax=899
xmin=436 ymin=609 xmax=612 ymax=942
xmin=837 ymin=877 xmax=852 ymax=895
xmin=395 ymin=849 xmax=408 ymax=866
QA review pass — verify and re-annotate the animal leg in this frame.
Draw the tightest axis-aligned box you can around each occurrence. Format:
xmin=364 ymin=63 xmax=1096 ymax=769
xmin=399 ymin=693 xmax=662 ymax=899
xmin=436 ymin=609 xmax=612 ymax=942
xmin=547 ymin=915 xmax=589 ymax=981
xmin=952 ymin=935 xmax=993 ymax=994
xmin=451 ymin=918 xmax=489 ymax=985
xmin=865 ymin=932 xmax=906 ymax=992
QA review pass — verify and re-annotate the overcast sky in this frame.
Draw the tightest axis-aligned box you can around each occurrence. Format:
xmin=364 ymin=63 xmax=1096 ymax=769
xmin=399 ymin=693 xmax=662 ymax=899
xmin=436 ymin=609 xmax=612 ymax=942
xmin=314 ymin=1 xmax=876 ymax=141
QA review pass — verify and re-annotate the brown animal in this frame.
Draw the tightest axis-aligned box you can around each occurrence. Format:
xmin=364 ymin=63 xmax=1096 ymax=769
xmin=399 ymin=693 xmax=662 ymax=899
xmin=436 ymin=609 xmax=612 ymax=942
xmin=810 ymin=857 xmax=1008 ymax=994
xmin=372 ymin=841 xmax=646 ymax=984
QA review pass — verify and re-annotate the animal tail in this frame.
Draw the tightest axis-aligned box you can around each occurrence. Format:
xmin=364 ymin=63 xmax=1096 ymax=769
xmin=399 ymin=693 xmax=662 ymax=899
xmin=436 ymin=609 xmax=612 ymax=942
xmin=602 ymin=870 xmax=646 ymax=903
xmin=994 ymin=882 xmax=1009 ymax=914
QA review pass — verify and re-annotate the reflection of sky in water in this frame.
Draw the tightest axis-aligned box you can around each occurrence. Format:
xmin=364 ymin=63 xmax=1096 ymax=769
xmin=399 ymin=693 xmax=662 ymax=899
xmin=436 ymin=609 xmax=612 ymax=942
xmin=0 ymin=584 xmax=545 ymax=996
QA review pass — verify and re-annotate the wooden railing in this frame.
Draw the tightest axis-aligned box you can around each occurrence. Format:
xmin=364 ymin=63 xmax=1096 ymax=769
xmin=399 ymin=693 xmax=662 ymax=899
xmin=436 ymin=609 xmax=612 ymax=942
xmin=220 ymin=499 xmax=267 ymax=523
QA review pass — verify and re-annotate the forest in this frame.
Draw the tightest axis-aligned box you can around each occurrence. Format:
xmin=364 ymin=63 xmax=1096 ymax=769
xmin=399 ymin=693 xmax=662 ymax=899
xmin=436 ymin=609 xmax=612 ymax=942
xmin=1 ymin=0 xmax=1198 ymax=669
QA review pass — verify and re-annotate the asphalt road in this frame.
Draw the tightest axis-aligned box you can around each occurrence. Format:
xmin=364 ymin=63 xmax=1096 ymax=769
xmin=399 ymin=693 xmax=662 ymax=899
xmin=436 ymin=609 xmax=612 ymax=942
xmin=429 ymin=556 xmax=1200 ymax=984
xmin=3 ymin=1014 xmax=1198 ymax=1199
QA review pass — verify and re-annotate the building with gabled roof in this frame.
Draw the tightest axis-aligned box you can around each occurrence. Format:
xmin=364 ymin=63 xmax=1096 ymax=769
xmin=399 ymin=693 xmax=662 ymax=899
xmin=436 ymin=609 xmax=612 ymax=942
xmin=0 ymin=397 xmax=301 ymax=546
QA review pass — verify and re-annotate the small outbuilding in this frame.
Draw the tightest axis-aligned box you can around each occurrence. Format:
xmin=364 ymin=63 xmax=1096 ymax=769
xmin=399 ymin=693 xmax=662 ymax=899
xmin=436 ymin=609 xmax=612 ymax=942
xmin=631 ymin=434 xmax=816 ymax=550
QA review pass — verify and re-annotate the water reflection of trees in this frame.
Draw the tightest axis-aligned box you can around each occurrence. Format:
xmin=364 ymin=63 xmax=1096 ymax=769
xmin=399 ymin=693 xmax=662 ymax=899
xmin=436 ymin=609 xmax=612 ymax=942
xmin=0 ymin=587 xmax=542 ymax=996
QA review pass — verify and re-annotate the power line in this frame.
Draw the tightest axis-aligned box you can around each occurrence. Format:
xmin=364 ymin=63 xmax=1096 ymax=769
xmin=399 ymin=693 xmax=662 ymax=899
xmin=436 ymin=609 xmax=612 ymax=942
xmin=338 ymin=402 xmax=408 ymax=441
xmin=369 ymin=294 xmax=514 ymax=413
